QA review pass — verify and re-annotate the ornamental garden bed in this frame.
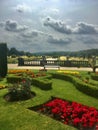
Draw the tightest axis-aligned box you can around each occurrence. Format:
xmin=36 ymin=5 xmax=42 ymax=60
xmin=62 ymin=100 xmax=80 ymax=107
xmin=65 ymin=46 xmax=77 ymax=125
xmin=0 ymin=70 xmax=98 ymax=130
xmin=29 ymin=97 xmax=98 ymax=130
xmin=53 ymin=71 xmax=98 ymax=99
xmin=4 ymin=91 xmax=36 ymax=102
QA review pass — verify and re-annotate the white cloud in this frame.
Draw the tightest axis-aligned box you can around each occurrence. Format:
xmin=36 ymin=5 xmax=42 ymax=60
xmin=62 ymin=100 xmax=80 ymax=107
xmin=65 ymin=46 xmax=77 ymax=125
xmin=41 ymin=8 xmax=60 ymax=16
xmin=21 ymin=30 xmax=38 ymax=38
xmin=5 ymin=20 xmax=28 ymax=32
xmin=21 ymin=30 xmax=49 ymax=38
xmin=47 ymin=35 xmax=71 ymax=44
xmin=43 ymin=16 xmax=98 ymax=35
xmin=43 ymin=16 xmax=72 ymax=34
xmin=78 ymin=36 xmax=98 ymax=44
xmin=73 ymin=22 xmax=98 ymax=34
xmin=15 ymin=4 xmax=32 ymax=13
xmin=0 ymin=22 xmax=4 ymax=27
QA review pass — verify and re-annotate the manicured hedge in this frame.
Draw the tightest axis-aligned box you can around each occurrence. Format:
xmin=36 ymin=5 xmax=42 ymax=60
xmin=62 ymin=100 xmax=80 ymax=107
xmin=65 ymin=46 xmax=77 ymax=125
xmin=0 ymin=43 xmax=7 ymax=77
xmin=90 ymin=73 xmax=98 ymax=81
xmin=0 ymin=84 xmax=7 ymax=89
xmin=7 ymin=75 xmax=22 ymax=83
xmin=52 ymin=73 xmax=98 ymax=98
xmin=73 ymin=77 xmax=98 ymax=98
xmin=31 ymin=77 xmax=52 ymax=90
xmin=52 ymin=73 xmax=73 ymax=82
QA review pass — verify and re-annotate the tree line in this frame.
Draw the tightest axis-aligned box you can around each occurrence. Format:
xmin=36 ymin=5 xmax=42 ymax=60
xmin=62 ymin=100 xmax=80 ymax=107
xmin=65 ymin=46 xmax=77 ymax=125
xmin=7 ymin=47 xmax=32 ymax=57
xmin=7 ymin=47 xmax=98 ymax=58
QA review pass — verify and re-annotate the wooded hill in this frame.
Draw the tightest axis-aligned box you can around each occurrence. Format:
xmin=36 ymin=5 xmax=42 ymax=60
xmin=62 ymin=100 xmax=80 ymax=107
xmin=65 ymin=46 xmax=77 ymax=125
xmin=7 ymin=47 xmax=98 ymax=57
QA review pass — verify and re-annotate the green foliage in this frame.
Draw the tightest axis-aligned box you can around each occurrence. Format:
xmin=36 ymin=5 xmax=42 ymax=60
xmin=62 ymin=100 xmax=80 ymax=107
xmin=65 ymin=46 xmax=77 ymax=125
xmin=52 ymin=73 xmax=73 ymax=82
xmin=73 ymin=77 xmax=98 ymax=98
xmin=7 ymin=75 xmax=22 ymax=83
xmin=31 ymin=77 xmax=52 ymax=90
xmin=52 ymin=73 xmax=98 ymax=98
xmin=39 ymin=74 xmax=52 ymax=80
xmin=7 ymin=78 xmax=32 ymax=101
xmin=0 ymin=71 xmax=98 ymax=130
xmin=7 ymin=46 xmax=98 ymax=57
xmin=90 ymin=73 xmax=98 ymax=81
xmin=0 ymin=43 xmax=7 ymax=77
xmin=7 ymin=57 xmax=18 ymax=63
xmin=7 ymin=47 xmax=32 ymax=56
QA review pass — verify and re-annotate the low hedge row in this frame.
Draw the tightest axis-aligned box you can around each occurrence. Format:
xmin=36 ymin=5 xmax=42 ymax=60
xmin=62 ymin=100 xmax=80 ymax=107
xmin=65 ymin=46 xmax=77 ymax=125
xmin=52 ymin=73 xmax=98 ymax=98
xmin=7 ymin=75 xmax=22 ymax=83
xmin=52 ymin=73 xmax=73 ymax=81
xmin=31 ymin=77 xmax=52 ymax=90
xmin=36 ymin=74 xmax=52 ymax=80
xmin=73 ymin=78 xmax=98 ymax=98
xmin=6 ymin=74 xmax=52 ymax=91
xmin=0 ymin=84 xmax=7 ymax=89
xmin=90 ymin=73 xmax=98 ymax=81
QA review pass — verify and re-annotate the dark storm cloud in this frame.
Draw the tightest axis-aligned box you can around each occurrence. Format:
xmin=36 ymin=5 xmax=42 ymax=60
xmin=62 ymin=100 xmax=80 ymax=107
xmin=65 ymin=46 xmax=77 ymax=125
xmin=44 ymin=17 xmax=72 ymax=34
xmin=5 ymin=20 xmax=28 ymax=32
xmin=47 ymin=35 xmax=71 ymax=44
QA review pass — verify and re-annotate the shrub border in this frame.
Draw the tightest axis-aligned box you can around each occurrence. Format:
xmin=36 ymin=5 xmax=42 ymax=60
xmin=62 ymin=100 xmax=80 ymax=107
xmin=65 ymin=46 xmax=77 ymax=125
xmin=52 ymin=73 xmax=98 ymax=98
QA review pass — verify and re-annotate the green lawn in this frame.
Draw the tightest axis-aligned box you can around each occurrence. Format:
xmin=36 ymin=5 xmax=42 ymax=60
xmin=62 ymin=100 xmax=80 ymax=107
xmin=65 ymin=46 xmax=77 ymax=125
xmin=0 ymin=71 xmax=98 ymax=130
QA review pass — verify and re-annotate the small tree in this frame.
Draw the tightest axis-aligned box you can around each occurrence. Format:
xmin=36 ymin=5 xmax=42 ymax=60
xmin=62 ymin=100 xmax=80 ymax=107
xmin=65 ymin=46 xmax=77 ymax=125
xmin=0 ymin=43 xmax=8 ymax=77
xmin=88 ymin=56 xmax=96 ymax=73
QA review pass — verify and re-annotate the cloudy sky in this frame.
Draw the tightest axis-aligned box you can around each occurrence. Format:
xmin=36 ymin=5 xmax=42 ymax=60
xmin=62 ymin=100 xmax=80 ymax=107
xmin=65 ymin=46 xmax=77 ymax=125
xmin=0 ymin=0 xmax=98 ymax=52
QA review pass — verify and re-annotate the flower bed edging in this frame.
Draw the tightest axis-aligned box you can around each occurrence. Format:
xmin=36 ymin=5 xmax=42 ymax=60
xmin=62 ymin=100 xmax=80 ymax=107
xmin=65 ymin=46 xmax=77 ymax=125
xmin=29 ymin=97 xmax=98 ymax=130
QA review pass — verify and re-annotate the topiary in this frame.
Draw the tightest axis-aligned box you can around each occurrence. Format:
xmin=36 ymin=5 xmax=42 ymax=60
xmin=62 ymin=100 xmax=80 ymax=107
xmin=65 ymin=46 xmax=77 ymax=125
xmin=0 ymin=43 xmax=8 ymax=77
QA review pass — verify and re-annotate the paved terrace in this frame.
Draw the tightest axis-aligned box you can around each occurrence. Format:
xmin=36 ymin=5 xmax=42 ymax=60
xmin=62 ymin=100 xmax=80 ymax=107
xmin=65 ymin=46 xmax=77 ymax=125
xmin=8 ymin=64 xmax=98 ymax=71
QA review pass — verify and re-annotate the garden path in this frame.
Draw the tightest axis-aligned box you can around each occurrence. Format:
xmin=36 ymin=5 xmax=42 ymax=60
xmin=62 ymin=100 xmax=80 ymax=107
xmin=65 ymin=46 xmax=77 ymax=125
xmin=8 ymin=64 xmax=98 ymax=71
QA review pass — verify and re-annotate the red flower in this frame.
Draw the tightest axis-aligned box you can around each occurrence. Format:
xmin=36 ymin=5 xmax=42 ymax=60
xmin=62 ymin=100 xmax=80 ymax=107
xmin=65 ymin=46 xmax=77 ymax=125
xmin=52 ymin=107 xmax=60 ymax=114
xmin=73 ymin=117 xmax=81 ymax=126
xmin=22 ymin=80 xmax=26 ymax=83
xmin=38 ymin=98 xmax=98 ymax=129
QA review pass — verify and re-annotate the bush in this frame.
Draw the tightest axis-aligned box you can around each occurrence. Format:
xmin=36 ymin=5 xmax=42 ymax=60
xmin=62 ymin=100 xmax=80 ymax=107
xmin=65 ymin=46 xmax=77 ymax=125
xmin=5 ymin=78 xmax=32 ymax=101
xmin=39 ymin=74 xmax=52 ymax=80
xmin=52 ymin=73 xmax=73 ymax=82
xmin=52 ymin=73 xmax=98 ymax=98
xmin=0 ymin=43 xmax=7 ymax=77
xmin=31 ymin=77 xmax=52 ymax=90
xmin=90 ymin=73 xmax=98 ymax=81
xmin=73 ymin=77 xmax=98 ymax=98
xmin=7 ymin=75 xmax=22 ymax=83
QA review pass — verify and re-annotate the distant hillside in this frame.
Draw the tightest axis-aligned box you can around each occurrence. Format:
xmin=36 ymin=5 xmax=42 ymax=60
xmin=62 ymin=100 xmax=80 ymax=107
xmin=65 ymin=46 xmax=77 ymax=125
xmin=8 ymin=47 xmax=98 ymax=57
xmin=32 ymin=49 xmax=98 ymax=57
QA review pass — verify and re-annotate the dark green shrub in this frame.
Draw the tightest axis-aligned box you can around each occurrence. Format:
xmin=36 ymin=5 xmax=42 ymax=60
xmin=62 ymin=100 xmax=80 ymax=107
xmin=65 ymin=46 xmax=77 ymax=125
xmin=90 ymin=73 xmax=98 ymax=81
xmin=73 ymin=77 xmax=98 ymax=98
xmin=6 ymin=78 xmax=33 ymax=101
xmin=7 ymin=75 xmax=22 ymax=83
xmin=39 ymin=74 xmax=52 ymax=80
xmin=0 ymin=43 xmax=7 ymax=77
xmin=52 ymin=73 xmax=98 ymax=98
xmin=52 ymin=73 xmax=73 ymax=82
xmin=31 ymin=77 xmax=52 ymax=90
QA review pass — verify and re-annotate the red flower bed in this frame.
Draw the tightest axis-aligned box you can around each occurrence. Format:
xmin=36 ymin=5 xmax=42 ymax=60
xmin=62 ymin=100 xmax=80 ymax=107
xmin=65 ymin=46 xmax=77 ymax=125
xmin=31 ymin=98 xmax=98 ymax=130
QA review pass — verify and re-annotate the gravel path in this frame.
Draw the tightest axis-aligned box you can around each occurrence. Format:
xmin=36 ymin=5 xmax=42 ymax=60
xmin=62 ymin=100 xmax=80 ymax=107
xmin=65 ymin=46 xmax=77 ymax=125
xmin=8 ymin=64 xmax=98 ymax=71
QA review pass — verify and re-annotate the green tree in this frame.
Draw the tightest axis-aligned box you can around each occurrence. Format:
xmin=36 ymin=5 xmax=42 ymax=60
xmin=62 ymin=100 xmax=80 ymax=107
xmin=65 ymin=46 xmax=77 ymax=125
xmin=0 ymin=43 xmax=8 ymax=77
xmin=88 ymin=56 xmax=96 ymax=72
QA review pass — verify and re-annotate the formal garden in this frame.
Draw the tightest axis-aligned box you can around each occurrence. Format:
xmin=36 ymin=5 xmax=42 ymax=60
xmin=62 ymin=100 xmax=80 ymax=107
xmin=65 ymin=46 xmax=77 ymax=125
xmin=0 ymin=68 xmax=98 ymax=130
xmin=0 ymin=43 xmax=98 ymax=130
